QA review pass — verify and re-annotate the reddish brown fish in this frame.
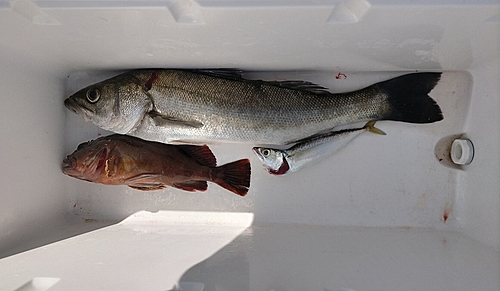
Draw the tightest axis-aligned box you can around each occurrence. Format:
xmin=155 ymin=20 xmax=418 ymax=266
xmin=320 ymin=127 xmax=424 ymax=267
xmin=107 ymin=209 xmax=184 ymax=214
xmin=62 ymin=134 xmax=251 ymax=196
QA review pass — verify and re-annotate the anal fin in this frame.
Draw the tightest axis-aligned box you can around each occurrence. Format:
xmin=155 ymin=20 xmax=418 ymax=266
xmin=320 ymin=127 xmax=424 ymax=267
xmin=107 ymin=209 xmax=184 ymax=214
xmin=173 ymin=181 xmax=208 ymax=192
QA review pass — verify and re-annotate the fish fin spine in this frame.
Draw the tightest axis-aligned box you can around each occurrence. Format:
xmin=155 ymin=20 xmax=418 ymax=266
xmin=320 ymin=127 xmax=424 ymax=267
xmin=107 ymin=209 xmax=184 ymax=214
xmin=213 ymin=159 xmax=251 ymax=196
xmin=379 ymin=72 xmax=443 ymax=123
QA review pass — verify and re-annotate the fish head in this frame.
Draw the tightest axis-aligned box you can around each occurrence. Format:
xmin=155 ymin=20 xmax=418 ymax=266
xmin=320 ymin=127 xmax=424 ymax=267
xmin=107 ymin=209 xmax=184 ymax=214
xmin=62 ymin=137 xmax=113 ymax=182
xmin=64 ymin=73 xmax=153 ymax=134
xmin=252 ymin=147 xmax=289 ymax=175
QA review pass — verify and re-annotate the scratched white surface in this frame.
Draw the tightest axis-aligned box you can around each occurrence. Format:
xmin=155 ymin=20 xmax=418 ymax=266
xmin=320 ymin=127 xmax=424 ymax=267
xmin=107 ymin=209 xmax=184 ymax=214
xmin=0 ymin=1 xmax=498 ymax=290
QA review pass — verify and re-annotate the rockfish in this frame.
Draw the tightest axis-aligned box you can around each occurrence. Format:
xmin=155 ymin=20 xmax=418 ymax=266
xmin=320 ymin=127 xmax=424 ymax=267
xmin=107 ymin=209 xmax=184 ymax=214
xmin=62 ymin=134 xmax=251 ymax=196
xmin=64 ymin=70 xmax=443 ymax=145
xmin=253 ymin=121 xmax=385 ymax=175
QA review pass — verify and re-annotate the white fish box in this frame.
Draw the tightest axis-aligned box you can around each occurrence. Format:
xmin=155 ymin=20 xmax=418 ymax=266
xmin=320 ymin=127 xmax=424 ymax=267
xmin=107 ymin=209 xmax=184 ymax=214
xmin=0 ymin=1 xmax=499 ymax=290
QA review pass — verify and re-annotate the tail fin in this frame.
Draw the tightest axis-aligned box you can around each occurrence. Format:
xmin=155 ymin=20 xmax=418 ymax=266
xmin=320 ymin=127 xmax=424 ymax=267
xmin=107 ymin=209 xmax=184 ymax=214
xmin=213 ymin=159 xmax=251 ymax=196
xmin=364 ymin=120 xmax=386 ymax=135
xmin=376 ymin=73 xmax=443 ymax=123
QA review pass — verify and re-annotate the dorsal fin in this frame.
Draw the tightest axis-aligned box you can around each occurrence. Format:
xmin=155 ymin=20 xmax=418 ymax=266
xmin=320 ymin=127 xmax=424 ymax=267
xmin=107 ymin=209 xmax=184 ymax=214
xmin=266 ymin=80 xmax=331 ymax=95
xmin=178 ymin=145 xmax=217 ymax=167
xmin=187 ymin=69 xmax=244 ymax=80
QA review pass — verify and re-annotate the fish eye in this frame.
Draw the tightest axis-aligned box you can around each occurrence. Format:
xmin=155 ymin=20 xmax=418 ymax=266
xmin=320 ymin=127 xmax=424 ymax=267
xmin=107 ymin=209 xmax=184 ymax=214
xmin=86 ymin=88 xmax=101 ymax=103
xmin=262 ymin=149 xmax=271 ymax=157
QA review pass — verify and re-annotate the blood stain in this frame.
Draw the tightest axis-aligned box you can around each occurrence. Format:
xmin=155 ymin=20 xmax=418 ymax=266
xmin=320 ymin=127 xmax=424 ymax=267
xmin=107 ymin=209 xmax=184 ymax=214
xmin=144 ymin=71 xmax=159 ymax=91
xmin=443 ymin=209 xmax=449 ymax=222
xmin=335 ymin=72 xmax=347 ymax=80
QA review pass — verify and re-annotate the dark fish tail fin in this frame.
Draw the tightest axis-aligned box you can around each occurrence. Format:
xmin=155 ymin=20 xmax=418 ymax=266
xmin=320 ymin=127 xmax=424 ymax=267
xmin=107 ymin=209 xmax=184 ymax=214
xmin=213 ymin=159 xmax=251 ymax=196
xmin=379 ymin=73 xmax=443 ymax=123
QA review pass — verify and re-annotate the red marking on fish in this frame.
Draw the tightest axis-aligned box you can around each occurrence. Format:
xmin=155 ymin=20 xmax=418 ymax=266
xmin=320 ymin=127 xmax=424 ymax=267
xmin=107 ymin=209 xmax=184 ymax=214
xmin=335 ymin=72 xmax=347 ymax=80
xmin=269 ymin=159 xmax=290 ymax=176
xmin=144 ymin=71 xmax=159 ymax=91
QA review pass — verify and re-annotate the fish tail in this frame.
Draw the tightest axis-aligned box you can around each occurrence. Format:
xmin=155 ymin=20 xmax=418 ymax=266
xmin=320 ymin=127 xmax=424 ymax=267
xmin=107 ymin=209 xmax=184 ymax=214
xmin=213 ymin=159 xmax=251 ymax=196
xmin=379 ymin=72 xmax=443 ymax=123
xmin=364 ymin=120 xmax=386 ymax=135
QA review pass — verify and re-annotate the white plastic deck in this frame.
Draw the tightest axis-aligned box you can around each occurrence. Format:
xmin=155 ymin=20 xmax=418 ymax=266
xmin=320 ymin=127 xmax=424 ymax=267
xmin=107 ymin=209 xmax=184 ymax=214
xmin=0 ymin=1 xmax=499 ymax=290
xmin=2 ymin=211 xmax=499 ymax=291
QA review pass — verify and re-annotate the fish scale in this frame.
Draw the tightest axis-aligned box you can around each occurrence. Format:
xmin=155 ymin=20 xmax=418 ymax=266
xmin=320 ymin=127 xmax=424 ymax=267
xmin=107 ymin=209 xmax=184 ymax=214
xmin=65 ymin=69 xmax=443 ymax=145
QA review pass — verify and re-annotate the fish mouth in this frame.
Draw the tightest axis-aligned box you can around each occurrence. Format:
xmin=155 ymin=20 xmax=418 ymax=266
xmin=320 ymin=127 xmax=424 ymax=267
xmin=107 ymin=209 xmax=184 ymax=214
xmin=62 ymin=156 xmax=75 ymax=172
xmin=64 ymin=98 xmax=93 ymax=121
xmin=64 ymin=98 xmax=79 ymax=114
xmin=251 ymin=147 xmax=262 ymax=158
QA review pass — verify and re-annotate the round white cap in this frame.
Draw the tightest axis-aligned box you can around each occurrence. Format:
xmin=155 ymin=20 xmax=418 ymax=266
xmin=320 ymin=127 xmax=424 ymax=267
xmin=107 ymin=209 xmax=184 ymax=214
xmin=451 ymin=139 xmax=474 ymax=165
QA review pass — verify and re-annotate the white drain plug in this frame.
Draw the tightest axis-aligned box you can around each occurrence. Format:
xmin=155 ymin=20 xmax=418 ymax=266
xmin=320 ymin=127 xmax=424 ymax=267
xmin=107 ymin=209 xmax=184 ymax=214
xmin=451 ymin=138 xmax=474 ymax=165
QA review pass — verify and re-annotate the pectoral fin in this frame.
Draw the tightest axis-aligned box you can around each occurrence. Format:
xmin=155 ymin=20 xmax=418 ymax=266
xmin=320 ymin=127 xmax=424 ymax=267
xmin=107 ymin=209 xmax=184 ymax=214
xmin=126 ymin=174 xmax=166 ymax=191
xmin=148 ymin=111 xmax=203 ymax=128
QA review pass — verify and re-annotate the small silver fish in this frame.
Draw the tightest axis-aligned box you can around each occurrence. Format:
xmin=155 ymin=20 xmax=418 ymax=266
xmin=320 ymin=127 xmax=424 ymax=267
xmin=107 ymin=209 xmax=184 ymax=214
xmin=64 ymin=70 xmax=442 ymax=145
xmin=253 ymin=121 xmax=385 ymax=175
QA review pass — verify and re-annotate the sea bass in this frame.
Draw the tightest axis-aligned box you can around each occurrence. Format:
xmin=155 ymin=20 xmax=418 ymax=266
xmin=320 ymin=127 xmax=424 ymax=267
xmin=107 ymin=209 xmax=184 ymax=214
xmin=62 ymin=134 xmax=251 ymax=196
xmin=64 ymin=70 xmax=442 ymax=145
xmin=253 ymin=121 xmax=385 ymax=175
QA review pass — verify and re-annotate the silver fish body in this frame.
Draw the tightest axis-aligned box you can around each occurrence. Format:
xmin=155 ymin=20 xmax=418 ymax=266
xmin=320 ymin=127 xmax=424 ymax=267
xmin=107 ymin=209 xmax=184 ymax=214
xmin=65 ymin=70 xmax=442 ymax=145
xmin=253 ymin=121 xmax=385 ymax=175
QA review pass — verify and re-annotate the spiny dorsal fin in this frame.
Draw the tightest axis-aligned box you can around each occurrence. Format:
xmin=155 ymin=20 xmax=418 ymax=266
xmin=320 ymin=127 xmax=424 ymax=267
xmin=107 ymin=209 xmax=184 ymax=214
xmin=187 ymin=69 xmax=244 ymax=80
xmin=178 ymin=145 xmax=217 ymax=167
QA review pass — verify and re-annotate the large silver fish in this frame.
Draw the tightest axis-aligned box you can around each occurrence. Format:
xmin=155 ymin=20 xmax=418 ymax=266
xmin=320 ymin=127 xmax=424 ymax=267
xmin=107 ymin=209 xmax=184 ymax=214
xmin=64 ymin=70 xmax=442 ymax=145
xmin=253 ymin=121 xmax=385 ymax=175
